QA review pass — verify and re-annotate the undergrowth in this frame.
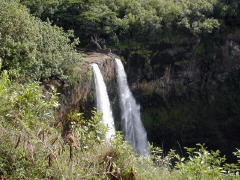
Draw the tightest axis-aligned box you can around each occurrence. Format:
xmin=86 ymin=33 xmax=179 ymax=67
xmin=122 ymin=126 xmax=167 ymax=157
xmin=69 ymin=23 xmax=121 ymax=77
xmin=0 ymin=70 xmax=239 ymax=180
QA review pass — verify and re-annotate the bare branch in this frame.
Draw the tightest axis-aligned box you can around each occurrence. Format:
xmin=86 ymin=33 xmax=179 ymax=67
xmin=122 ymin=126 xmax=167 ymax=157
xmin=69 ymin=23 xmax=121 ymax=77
xmin=91 ymin=34 xmax=102 ymax=50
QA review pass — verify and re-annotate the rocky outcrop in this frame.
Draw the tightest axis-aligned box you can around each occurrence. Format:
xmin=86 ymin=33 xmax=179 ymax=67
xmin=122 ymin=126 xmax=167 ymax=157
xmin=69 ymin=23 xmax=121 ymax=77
xmin=51 ymin=52 xmax=119 ymax=131
xmin=125 ymin=29 xmax=240 ymax=103
xmin=121 ymin=30 xmax=240 ymax=160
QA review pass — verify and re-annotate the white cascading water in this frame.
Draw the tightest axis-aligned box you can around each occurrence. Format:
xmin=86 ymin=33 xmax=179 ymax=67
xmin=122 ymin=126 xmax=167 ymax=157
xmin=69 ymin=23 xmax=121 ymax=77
xmin=92 ymin=64 xmax=115 ymax=140
xmin=115 ymin=58 xmax=148 ymax=155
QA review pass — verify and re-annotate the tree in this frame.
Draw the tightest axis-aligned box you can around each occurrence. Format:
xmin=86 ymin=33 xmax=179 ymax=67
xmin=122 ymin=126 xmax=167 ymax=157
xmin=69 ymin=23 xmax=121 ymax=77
xmin=0 ymin=1 xmax=81 ymax=81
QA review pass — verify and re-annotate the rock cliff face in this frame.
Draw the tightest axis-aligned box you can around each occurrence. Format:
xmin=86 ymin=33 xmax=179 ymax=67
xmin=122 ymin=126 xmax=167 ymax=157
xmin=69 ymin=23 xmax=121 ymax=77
xmin=51 ymin=52 xmax=119 ymax=136
xmin=51 ymin=29 xmax=240 ymax=160
xmin=122 ymin=29 xmax=240 ymax=160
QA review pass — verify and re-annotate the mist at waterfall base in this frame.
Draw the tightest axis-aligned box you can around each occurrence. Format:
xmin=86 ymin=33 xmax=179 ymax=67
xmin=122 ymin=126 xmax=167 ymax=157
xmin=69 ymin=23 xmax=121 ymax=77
xmin=91 ymin=63 xmax=116 ymax=140
xmin=115 ymin=58 xmax=149 ymax=156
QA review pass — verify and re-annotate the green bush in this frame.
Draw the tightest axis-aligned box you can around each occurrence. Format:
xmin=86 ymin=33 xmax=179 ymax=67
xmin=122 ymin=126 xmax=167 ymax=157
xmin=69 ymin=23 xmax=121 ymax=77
xmin=0 ymin=1 xmax=81 ymax=81
xmin=0 ymin=70 xmax=58 ymax=130
xmin=0 ymin=70 xmax=58 ymax=178
xmin=67 ymin=110 xmax=107 ymax=150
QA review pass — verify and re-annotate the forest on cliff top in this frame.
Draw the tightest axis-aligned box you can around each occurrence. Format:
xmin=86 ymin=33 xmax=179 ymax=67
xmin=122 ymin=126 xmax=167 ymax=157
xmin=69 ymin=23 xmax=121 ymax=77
xmin=20 ymin=0 xmax=239 ymax=47
xmin=0 ymin=0 xmax=240 ymax=179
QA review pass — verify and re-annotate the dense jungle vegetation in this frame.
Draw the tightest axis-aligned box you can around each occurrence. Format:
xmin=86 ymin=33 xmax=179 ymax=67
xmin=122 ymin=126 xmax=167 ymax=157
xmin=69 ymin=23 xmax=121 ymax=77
xmin=20 ymin=0 xmax=239 ymax=46
xmin=0 ymin=0 xmax=240 ymax=179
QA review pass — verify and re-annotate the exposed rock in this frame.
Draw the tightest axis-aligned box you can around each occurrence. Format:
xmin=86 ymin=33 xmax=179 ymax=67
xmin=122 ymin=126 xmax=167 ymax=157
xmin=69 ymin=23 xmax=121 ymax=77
xmin=121 ymin=30 xmax=240 ymax=160
xmin=44 ymin=52 xmax=120 ymax=137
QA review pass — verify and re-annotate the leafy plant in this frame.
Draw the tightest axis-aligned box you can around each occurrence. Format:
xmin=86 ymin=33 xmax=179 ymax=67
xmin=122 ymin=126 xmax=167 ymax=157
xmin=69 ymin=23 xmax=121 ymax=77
xmin=68 ymin=110 xmax=107 ymax=150
xmin=0 ymin=1 xmax=81 ymax=81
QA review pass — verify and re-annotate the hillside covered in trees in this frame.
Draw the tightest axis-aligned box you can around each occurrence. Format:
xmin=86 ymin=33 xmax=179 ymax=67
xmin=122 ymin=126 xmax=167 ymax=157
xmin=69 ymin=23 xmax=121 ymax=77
xmin=0 ymin=0 xmax=240 ymax=179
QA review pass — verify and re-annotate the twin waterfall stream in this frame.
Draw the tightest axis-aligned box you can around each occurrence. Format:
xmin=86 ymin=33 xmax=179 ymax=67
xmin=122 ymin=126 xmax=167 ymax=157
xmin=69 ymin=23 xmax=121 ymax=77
xmin=92 ymin=64 xmax=116 ymax=140
xmin=92 ymin=59 xmax=148 ymax=155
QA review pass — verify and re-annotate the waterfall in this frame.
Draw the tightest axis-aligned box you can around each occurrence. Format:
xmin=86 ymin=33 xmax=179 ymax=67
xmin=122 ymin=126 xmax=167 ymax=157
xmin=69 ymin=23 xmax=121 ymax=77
xmin=92 ymin=64 xmax=115 ymax=140
xmin=115 ymin=58 xmax=148 ymax=155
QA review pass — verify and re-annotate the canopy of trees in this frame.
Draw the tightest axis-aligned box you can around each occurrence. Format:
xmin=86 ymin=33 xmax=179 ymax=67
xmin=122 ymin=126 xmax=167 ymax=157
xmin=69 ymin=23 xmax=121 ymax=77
xmin=0 ymin=1 xmax=81 ymax=81
xmin=20 ymin=0 xmax=240 ymax=47
xmin=0 ymin=0 xmax=239 ymax=179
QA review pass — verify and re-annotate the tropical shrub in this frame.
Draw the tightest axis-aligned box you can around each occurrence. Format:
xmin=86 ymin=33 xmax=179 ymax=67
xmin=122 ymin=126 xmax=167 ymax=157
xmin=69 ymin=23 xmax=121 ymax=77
xmin=0 ymin=0 xmax=81 ymax=81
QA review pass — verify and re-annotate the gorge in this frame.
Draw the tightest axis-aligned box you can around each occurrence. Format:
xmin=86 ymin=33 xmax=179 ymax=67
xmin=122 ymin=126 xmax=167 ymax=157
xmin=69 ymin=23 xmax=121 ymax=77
xmin=1 ymin=0 xmax=240 ymax=179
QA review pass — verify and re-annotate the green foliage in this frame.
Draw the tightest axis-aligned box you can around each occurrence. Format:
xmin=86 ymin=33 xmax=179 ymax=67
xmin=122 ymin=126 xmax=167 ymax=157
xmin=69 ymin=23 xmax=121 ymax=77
xmin=0 ymin=70 xmax=58 ymax=131
xmin=0 ymin=70 xmax=59 ymax=178
xmin=68 ymin=110 xmax=107 ymax=150
xmin=20 ymin=0 xmax=230 ymax=47
xmin=147 ymin=144 xmax=240 ymax=180
xmin=0 ymin=0 xmax=81 ymax=81
xmin=0 ymin=70 xmax=239 ymax=179
xmin=0 ymin=1 xmax=239 ymax=179
xmin=175 ymin=144 xmax=227 ymax=179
